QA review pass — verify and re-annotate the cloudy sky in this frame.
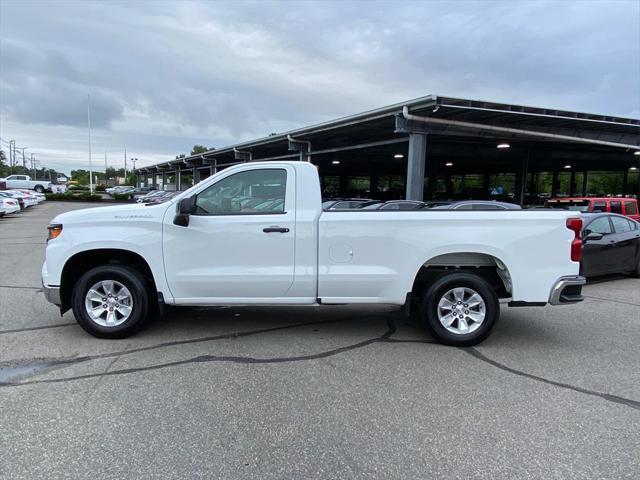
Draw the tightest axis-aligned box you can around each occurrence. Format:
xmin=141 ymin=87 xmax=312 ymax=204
xmin=1 ymin=0 xmax=638 ymax=174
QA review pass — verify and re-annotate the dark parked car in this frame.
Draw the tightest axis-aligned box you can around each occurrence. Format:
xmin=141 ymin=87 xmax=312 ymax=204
xmin=322 ymin=198 xmax=378 ymax=210
xmin=127 ymin=187 xmax=155 ymax=200
xmin=432 ymin=200 xmax=521 ymax=210
xmin=136 ymin=190 xmax=167 ymax=203
xmin=360 ymin=200 xmax=427 ymax=210
xmin=580 ymin=213 xmax=640 ymax=277
xmin=143 ymin=191 xmax=180 ymax=204
xmin=423 ymin=200 xmax=454 ymax=208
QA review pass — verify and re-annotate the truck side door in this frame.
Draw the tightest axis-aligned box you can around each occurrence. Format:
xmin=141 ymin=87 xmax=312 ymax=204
xmin=162 ymin=166 xmax=296 ymax=302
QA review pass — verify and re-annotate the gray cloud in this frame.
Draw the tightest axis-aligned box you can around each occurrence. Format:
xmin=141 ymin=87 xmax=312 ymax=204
xmin=0 ymin=0 xmax=638 ymax=173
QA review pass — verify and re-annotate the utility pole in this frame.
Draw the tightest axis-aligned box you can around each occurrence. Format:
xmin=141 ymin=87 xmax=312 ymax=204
xmin=124 ymin=149 xmax=127 ymax=182
xmin=20 ymin=147 xmax=27 ymax=168
xmin=9 ymin=140 xmax=15 ymax=167
xmin=87 ymin=94 xmax=93 ymax=193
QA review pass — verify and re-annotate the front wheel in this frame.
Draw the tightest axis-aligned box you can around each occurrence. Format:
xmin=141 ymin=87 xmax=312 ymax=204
xmin=71 ymin=265 xmax=151 ymax=338
xmin=420 ymin=272 xmax=499 ymax=346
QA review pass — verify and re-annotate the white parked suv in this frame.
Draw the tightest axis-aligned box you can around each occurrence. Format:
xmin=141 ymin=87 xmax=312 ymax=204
xmin=42 ymin=162 xmax=585 ymax=346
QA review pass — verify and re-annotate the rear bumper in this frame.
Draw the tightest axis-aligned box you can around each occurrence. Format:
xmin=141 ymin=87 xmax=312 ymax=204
xmin=549 ymin=275 xmax=586 ymax=305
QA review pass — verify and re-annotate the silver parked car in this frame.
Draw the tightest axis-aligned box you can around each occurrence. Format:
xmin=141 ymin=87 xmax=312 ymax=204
xmin=432 ymin=200 xmax=521 ymax=210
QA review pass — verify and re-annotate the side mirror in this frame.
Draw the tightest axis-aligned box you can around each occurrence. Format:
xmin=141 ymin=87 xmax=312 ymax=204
xmin=584 ymin=232 xmax=603 ymax=242
xmin=174 ymin=196 xmax=195 ymax=227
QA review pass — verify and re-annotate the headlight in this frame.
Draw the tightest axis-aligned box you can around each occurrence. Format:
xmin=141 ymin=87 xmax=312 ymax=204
xmin=47 ymin=223 xmax=63 ymax=242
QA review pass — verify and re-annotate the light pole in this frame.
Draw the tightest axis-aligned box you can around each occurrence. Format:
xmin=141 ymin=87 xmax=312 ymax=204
xmin=9 ymin=140 xmax=15 ymax=167
xmin=87 ymin=94 xmax=93 ymax=193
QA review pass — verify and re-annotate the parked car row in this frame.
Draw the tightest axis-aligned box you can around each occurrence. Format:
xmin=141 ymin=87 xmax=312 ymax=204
xmin=135 ymin=190 xmax=181 ymax=204
xmin=323 ymin=197 xmax=640 ymax=218
xmin=106 ymin=186 xmax=181 ymax=203
xmin=0 ymin=189 xmax=46 ymax=217
xmin=106 ymin=185 xmax=135 ymax=195
xmin=322 ymin=198 xmax=521 ymax=211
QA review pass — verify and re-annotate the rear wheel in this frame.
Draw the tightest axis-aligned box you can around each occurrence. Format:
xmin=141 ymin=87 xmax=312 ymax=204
xmin=71 ymin=265 xmax=151 ymax=338
xmin=420 ymin=272 xmax=499 ymax=346
xmin=34 ymin=185 xmax=44 ymax=193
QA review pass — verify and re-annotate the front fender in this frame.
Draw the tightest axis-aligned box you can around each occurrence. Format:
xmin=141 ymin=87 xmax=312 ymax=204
xmin=42 ymin=223 xmax=173 ymax=303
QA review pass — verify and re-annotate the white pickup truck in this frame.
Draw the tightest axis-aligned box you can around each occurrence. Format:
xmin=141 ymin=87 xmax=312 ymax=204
xmin=42 ymin=161 xmax=585 ymax=346
xmin=1 ymin=174 xmax=51 ymax=193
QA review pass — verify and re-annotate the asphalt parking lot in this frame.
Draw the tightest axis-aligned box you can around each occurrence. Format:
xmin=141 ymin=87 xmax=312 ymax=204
xmin=1 ymin=201 xmax=639 ymax=479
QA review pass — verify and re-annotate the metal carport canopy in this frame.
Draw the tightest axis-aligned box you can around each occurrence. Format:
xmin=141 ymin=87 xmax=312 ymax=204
xmin=135 ymin=95 xmax=640 ymax=173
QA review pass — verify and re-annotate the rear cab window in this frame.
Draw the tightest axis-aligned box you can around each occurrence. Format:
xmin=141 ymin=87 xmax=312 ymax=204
xmin=591 ymin=201 xmax=607 ymax=213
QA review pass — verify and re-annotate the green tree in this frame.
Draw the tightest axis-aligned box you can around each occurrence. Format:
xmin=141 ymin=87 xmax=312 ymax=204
xmin=190 ymin=145 xmax=209 ymax=155
xmin=0 ymin=149 xmax=8 ymax=177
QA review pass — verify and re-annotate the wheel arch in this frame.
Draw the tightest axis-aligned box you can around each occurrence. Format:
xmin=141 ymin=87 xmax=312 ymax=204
xmin=60 ymin=248 xmax=158 ymax=313
xmin=410 ymin=251 xmax=513 ymax=300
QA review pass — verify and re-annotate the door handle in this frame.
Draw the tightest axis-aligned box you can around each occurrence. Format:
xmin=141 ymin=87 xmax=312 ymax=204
xmin=263 ymin=227 xmax=289 ymax=233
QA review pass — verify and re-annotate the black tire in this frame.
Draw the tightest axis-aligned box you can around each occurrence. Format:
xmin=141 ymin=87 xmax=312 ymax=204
xmin=71 ymin=265 xmax=151 ymax=339
xmin=420 ymin=272 xmax=499 ymax=347
xmin=34 ymin=185 xmax=44 ymax=193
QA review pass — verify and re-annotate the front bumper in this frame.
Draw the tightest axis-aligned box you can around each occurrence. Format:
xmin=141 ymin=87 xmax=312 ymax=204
xmin=549 ymin=276 xmax=586 ymax=305
xmin=42 ymin=284 xmax=61 ymax=306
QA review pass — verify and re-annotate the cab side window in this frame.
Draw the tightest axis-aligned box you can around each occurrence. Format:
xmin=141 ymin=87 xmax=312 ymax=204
xmin=585 ymin=217 xmax=612 ymax=235
xmin=194 ymin=169 xmax=286 ymax=215
xmin=624 ymin=201 xmax=638 ymax=216
xmin=591 ymin=201 xmax=606 ymax=212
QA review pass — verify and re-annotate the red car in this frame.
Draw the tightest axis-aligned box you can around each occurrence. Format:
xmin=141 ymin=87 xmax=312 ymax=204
xmin=546 ymin=197 xmax=639 ymax=221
